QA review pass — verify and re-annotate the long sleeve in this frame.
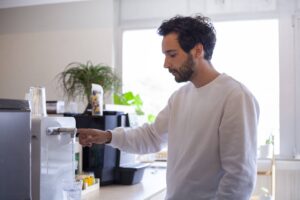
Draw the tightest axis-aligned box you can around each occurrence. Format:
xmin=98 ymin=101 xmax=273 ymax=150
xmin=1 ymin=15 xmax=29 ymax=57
xmin=109 ymin=104 xmax=169 ymax=154
xmin=217 ymin=86 xmax=260 ymax=200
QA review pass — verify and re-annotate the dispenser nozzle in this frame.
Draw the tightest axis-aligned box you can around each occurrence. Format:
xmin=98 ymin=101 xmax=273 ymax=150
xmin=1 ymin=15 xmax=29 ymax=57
xmin=47 ymin=127 xmax=77 ymax=138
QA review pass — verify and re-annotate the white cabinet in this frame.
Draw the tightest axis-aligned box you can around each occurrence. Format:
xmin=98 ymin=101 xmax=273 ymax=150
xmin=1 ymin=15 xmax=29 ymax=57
xmin=204 ymin=0 xmax=276 ymax=15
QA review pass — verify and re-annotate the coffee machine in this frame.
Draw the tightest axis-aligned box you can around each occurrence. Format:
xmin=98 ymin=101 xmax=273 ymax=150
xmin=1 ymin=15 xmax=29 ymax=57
xmin=31 ymin=116 xmax=76 ymax=200
xmin=72 ymin=111 xmax=148 ymax=186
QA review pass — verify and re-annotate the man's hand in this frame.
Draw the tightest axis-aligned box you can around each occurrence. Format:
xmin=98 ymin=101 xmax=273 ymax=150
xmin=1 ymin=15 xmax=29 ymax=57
xmin=78 ymin=128 xmax=112 ymax=147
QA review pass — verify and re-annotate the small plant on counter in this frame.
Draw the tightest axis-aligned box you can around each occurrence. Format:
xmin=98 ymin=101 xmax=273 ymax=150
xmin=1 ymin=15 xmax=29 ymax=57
xmin=260 ymin=187 xmax=272 ymax=200
xmin=114 ymin=91 xmax=144 ymax=115
xmin=265 ymin=135 xmax=274 ymax=145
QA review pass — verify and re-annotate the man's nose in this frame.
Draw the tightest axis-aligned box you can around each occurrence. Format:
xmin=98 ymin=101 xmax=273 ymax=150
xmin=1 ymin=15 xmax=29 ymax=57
xmin=164 ymin=57 xmax=171 ymax=69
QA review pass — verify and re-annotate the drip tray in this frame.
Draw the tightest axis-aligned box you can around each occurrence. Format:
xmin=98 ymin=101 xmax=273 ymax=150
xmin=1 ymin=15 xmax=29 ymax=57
xmin=115 ymin=163 xmax=149 ymax=185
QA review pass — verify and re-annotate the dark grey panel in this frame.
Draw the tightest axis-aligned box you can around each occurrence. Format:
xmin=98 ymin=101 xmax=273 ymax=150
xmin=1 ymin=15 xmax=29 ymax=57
xmin=0 ymin=98 xmax=30 ymax=111
xmin=0 ymin=110 xmax=31 ymax=200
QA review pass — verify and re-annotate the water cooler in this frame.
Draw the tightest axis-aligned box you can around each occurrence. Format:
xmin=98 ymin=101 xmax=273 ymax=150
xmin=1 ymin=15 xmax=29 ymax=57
xmin=31 ymin=116 xmax=76 ymax=200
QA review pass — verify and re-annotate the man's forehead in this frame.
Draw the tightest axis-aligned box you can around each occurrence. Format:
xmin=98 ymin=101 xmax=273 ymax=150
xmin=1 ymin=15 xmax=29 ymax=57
xmin=162 ymin=33 xmax=180 ymax=52
xmin=163 ymin=32 xmax=178 ymax=42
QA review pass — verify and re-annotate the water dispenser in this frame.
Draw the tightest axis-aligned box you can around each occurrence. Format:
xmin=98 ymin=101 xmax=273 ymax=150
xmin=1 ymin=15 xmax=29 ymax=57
xmin=31 ymin=116 xmax=76 ymax=200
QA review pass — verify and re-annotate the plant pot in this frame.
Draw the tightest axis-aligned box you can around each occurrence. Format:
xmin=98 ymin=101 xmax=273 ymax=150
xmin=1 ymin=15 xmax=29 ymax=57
xmin=259 ymin=144 xmax=273 ymax=158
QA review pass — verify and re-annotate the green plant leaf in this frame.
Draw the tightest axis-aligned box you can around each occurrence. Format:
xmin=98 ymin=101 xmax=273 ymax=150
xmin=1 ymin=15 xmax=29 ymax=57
xmin=114 ymin=91 xmax=145 ymax=115
xmin=123 ymin=92 xmax=135 ymax=104
xmin=147 ymin=114 xmax=156 ymax=123
xmin=134 ymin=94 xmax=143 ymax=106
xmin=265 ymin=135 xmax=274 ymax=145
xmin=135 ymin=106 xmax=144 ymax=115
xmin=113 ymin=91 xmax=157 ymax=121
xmin=113 ymin=93 xmax=130 ymax=105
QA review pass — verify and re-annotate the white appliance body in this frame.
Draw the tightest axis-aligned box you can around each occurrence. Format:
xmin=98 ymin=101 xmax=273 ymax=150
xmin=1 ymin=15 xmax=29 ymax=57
xmin=31 ymin=116 xmax=76 ymax=200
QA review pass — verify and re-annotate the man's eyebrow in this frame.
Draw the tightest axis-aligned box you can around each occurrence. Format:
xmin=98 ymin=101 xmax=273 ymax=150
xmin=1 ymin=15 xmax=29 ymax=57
xmin=163 ymin=49 xmax=177 ymax=54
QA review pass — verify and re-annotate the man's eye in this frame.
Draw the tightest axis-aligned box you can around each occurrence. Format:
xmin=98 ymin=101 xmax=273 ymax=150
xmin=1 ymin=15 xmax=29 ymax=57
xmin=169 ymin=54 xmax=176 ymax=58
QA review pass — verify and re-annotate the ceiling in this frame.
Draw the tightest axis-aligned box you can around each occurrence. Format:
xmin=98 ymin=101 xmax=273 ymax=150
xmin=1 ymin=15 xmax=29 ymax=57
xmin=0 ymin=0 xmax=88 ymax=9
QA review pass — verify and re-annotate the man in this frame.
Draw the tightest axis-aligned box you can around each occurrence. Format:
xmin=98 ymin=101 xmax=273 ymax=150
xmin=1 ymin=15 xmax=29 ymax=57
xmin=79 ymin=14 xmax=260 ymax=200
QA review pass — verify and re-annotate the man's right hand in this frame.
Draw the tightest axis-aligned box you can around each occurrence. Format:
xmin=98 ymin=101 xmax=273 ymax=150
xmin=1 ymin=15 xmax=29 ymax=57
xmin=78 ymin=128 xmax=112 ymax=147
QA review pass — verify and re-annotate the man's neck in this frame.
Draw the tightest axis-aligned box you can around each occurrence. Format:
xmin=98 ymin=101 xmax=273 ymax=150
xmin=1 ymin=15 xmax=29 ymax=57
xmin=191 ymin=61 xmax=220 ymax=88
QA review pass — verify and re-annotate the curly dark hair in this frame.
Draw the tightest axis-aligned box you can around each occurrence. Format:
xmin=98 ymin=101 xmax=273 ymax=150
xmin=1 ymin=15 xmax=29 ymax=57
xmin=157 ymin=14 xmax=216 ymax=61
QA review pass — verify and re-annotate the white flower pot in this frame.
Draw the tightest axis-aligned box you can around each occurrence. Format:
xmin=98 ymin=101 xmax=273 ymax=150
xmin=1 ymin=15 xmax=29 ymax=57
xmin=259 ymin=144 xmax=273 ymax=158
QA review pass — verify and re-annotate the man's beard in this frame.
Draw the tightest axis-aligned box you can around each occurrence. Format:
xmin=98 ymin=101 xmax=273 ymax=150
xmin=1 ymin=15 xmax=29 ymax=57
xmin=169 ymin=54 xmax=195 ymax=83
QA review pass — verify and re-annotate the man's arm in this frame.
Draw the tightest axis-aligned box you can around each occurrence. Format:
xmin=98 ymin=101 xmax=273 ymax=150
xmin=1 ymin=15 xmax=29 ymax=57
xmin=78 ymin=103 xmax=169 ymax=154
xmin=217 ymin=88 xmax=260 ymax=200
xmin=109 ymin=105 xmax=169 ymax=154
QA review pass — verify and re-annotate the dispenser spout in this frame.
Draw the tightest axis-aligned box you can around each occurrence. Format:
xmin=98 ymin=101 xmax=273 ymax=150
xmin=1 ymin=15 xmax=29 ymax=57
xmin=47 ymin=127 xmax=77 ymax=138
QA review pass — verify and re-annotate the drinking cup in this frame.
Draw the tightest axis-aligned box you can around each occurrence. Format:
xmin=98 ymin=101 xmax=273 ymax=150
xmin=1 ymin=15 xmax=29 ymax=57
xmin=62 ymin=180 xmax=82 ymax=200
xmin=29 ymin=86 xmax=47 ymax=117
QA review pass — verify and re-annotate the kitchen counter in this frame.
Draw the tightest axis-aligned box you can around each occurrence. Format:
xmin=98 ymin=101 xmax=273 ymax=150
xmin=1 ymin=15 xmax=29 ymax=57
xmin=82 ymin=163 xmax=167 ymax=200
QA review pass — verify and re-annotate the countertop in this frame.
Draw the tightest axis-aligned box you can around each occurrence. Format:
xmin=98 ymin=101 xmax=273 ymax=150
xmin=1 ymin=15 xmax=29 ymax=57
xmin=82 ymin=163 xmax=167 ymax=200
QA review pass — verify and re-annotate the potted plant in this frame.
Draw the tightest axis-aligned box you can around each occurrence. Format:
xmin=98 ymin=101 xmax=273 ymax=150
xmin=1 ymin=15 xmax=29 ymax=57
xmin=113 ymin=91 xmax=156 ymax=124
xmin=260 ymin=187 xmax=272 ymax=200
xmin=114 ymin=91 xmax=145 ymax=115
xmin=259 ymin=135 xmax=274 ymax=158
xmin=58 ymin=61 xmax=121 ymax=113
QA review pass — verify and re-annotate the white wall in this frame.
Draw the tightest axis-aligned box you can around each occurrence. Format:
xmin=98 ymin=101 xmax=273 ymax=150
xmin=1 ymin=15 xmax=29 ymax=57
xmin=0 ymin=0 xmax=114 ymax=111
xmin=0 ymin=0 xmax=87 ymax=9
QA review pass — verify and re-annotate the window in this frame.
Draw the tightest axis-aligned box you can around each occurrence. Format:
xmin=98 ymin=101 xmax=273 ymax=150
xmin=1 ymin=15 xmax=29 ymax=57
xmin=122 ymin=30 xmax=184 ymax=116
xmin=122 ymin=19 xmax=279 ymax=152
xmin=213 ymin=19 xmax=279 ymax=151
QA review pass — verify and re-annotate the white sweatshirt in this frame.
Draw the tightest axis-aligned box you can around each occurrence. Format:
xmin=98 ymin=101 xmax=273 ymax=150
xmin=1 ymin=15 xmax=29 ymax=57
xmin=110 ymin=74 xmax=259 ymax=200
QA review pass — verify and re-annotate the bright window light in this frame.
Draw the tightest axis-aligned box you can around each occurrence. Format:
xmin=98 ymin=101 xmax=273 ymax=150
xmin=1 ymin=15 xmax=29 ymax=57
xmin=122 ymin=19 xmax=279 ymax=152
xmin=213 ymin=19 xmax=279 ymax=151
xmin=122 ymin=30 xmax=184 ymax=116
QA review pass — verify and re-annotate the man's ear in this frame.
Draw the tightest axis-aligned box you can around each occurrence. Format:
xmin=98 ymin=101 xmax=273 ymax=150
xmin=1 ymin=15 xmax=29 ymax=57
xmin=192 ymin=43 xmax=204 ymax=58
